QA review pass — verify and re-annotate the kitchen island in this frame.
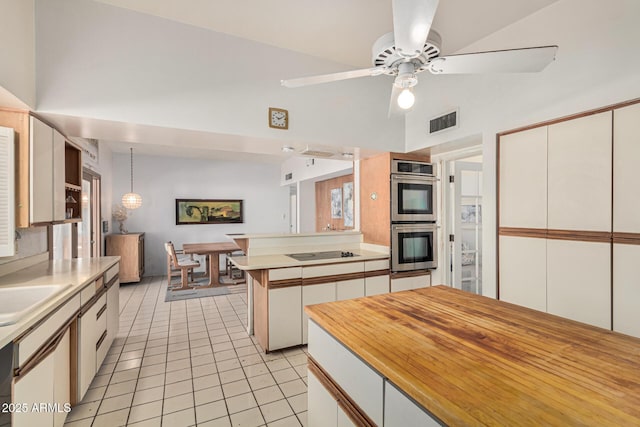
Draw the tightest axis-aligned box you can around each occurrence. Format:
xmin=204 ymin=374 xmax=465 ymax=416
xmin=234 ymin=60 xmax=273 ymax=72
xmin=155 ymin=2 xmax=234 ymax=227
xmin=305 ymin=285 xmax=640 ymax=426
xmin=226 ymin=231 xmax=391 ymax=352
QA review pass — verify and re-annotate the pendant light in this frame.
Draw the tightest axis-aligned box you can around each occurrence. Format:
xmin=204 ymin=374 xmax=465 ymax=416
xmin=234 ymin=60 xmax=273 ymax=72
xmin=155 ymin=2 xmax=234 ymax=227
xmin=121 ymin=147 xmax=142 ymax=209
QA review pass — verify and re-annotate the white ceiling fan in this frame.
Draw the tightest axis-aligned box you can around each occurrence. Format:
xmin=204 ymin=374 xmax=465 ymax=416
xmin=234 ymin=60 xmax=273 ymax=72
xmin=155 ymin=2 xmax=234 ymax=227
xmin=281 ymin=0 xmax=558 ymax=114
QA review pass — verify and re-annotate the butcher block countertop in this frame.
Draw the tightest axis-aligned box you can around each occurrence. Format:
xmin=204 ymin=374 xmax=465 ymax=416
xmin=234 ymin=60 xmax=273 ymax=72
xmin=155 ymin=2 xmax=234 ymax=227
xmin=305 ymin=285 xmax=640 ymax=426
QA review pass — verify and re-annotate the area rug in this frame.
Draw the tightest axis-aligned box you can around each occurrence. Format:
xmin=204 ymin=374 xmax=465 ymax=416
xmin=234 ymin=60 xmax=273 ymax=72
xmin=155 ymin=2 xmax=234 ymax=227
xmin=165 ymin=285 xmax=230 ymax=302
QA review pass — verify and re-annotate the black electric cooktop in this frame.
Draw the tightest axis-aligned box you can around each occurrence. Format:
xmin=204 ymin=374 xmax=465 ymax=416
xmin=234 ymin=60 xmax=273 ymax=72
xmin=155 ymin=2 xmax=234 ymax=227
xmin=286 ymin=250 xmax=358 ymax=261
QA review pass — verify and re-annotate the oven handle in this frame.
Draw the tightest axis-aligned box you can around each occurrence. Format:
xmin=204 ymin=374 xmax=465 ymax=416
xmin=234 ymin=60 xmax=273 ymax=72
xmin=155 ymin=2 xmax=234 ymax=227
xmin=391 ymin=174 xmax=439 ymax=181
xmin=392 ymin=224 xmax=438 ymax=231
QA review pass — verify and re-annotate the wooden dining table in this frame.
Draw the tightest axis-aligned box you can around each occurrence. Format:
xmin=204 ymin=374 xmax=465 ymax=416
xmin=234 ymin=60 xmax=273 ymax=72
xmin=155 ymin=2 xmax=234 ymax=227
xmin=182 ymin=242 xmax=240 ymax=287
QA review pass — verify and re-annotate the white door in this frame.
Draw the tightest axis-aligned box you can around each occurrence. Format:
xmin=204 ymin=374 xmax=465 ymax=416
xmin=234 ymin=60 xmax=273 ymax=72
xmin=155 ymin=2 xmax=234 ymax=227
xmin=289 ymin=187 xmax=298 ymax=233
xmin=453 ymin=162 xmax=483 ymax=294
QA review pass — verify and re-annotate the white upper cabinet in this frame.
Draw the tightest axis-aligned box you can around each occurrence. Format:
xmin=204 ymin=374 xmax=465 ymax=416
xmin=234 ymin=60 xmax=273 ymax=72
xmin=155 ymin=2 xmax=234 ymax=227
xmin=499 ymin=126 xmax=548 ymax=229
xmin=547 ymin=111 xmax=612 ymax=232
xmin=0 ymin=126 xmax=14 ymax=257
xmin=613 ymin=103 xmax=640 ymax=233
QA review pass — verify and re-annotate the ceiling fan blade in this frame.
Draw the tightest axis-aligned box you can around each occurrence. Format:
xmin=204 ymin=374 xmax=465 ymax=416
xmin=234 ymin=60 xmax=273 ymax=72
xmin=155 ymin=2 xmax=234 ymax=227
xmin=428 ymin=45 xmax=558 ymax=74
xmin=281 ymin=67 xmax=386 ymax=88
xmin=392 ymin=0 xmax=439 ymax=58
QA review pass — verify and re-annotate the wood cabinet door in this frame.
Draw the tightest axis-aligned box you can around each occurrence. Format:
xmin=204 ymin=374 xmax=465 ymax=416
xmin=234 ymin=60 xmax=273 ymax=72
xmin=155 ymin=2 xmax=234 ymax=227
xmin=613 ymin=243 xmax=640 ymax=338
xmin=52 ymin=129 xmax=66 ymax=222
xmin=499 ymin=126 xmax=548 ymax=229
xmin=547 ymin=239 xmax=611 ymax=329
xmin=613 ymin=103 xmax=640 ymax=233
xmin=499 ymin=236 xmax=547 ymax=312
xmin=302 ymin=282 xmax=335 ymax=344
xmin=547 ymin=111 xmax=612 ymax=231
xmin=268 ymin=286 xmax=302 ymax=350
xmin=30 ymin=116 xmax=54 ymax=223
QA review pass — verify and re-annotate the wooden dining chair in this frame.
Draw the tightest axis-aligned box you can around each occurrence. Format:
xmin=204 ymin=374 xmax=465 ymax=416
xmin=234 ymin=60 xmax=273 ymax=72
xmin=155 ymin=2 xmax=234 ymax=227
xmin=165 ymin=242 xmax=200 ymax=290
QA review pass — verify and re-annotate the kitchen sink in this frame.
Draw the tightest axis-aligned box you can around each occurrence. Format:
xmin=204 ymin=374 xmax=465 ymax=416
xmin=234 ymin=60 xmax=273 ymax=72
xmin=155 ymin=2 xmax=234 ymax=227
xmin=0 ymin=284 xmax=72 ymax=326
xmin=286 ymin=251 xmax=359 ymax=261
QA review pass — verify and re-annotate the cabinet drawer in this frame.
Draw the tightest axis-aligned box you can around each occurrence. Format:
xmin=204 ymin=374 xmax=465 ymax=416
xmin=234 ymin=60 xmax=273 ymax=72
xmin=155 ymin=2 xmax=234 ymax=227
xmin=268 ymin=267 xmax=302 ymax=281
xmin=104 ymin=264 xmax=119 ymax=284
xmin=303 ymin=262 xmax=364 ymax=278
xmin=17 ymin=293 xmax=80 ymax=367
xmin=364 ymin=259 xmax=389 ymax=271
xmin=80 ymin=282 xmax=96 ymax=306
xmin=308 ymin=320 xmax=383 ymax=425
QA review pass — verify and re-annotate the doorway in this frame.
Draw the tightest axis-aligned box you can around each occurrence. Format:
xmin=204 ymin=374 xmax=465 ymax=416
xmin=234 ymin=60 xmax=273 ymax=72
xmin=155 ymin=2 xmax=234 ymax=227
xmin=289 ymin=185 xmax=298 ymax=233
xmin=442 ymin=152 xmax=483 ymax=294
xmin=78 ymin=169 xmax=102 ymax=258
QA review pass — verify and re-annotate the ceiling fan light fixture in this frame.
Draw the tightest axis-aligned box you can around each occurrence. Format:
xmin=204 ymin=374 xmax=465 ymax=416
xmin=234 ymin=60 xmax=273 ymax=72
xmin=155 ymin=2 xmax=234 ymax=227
xmin=397 ymin=88 xmax=415 ymax=110
xmin=281 ymin=145 xmax=295 ymax=153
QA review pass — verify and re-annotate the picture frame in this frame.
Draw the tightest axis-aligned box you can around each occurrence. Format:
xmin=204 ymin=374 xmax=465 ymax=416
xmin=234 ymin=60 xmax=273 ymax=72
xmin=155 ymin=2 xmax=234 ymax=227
xmin=331 ymin=188 xmax=342 ymax=219
xmin=343 ymin=182 xmax=354 ymax=227
xmin=175 ymin=199 xmax=244 ymax=225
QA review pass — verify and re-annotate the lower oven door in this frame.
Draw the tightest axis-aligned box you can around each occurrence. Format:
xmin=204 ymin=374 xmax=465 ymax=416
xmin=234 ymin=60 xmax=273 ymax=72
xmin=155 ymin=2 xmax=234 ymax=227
xmin=391 ymin=223 xmax=437 ymax=272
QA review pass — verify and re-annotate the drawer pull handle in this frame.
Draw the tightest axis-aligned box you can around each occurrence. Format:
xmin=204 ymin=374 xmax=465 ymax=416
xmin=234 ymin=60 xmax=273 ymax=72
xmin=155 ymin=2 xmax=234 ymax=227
xmin=96 ymin=330 xmax=108 ymax=351
xmin=96 ymin=304 xmax=107 ymax=320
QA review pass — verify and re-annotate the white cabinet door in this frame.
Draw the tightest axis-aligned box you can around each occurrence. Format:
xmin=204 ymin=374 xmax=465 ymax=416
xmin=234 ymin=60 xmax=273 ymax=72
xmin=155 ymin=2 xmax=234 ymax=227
xmin=302 ymin=282 xmax=335 ymax=344
xmin=13 ymin=351 xmax=55 ymax=427
xmin=30 ymin=116 xmax=54 ymax=223
xmin=337 ymin=406 xmax=355 ymax=427
xmin=499 ymin=126 xmax=548 ymax=228
xmin=547 ymin=111 xmax=612 ymax=231
xmin=365 ymin=275 xmax=389 ymax=296
xmin=613 ymin=103 xmax=640 ymax=233
xmin=52 ymin=129 xmax=66 ymax=222
xmin=308 ymin=321 xmax=384 ymax=426
xmin=269 ymin=286 xmax=302 ymax=350
xmin=307 ymin=369 xmax=337 ymax=427
xmin=547 ymin=239 xmax=611 ymax=329
xmin=53 ymin=328 xmax=71 ymax=427
xmin=384 ymin=381 xmax=440 ymax=427
xmin=106 ymin=280 xmax=120 ymax=350
xmin=499 ymin=236 xmax=547 ymax=312
xmin=336 ymin=278 xmax=365 ymax=301
xmin=613 ymin=243 xmax=640 ymax=338
xmin=391 ymin=274 xmax=431 ymax=292
xmin=78 ymin=295 xmax=104 ymax=400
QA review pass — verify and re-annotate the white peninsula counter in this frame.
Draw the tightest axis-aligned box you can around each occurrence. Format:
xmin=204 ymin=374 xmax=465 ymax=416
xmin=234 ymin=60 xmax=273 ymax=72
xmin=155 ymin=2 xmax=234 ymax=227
xmin=226 ymin=232 xmax=390 ymax=352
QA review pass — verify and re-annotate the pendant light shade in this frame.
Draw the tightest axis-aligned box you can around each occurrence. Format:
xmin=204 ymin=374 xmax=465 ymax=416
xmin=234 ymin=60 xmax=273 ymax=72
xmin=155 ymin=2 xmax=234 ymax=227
xmin=122 ymin=147 xmax=142 ymax=209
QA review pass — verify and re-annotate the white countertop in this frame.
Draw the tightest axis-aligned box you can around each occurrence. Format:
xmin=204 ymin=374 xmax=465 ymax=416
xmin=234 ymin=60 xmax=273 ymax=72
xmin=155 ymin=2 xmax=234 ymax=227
xmin=226 ymin=231 xmax=362 ymax=240
xmin=0 ymin=256 xmax=120 ymax=349
xmin=228 ymin=248 xmax=388 ymax=270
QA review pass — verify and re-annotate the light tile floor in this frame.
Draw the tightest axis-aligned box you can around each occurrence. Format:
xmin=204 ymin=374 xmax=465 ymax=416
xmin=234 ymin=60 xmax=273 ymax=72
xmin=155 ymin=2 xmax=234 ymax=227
xmin=64 ymin=276 xmax=308 ymax=427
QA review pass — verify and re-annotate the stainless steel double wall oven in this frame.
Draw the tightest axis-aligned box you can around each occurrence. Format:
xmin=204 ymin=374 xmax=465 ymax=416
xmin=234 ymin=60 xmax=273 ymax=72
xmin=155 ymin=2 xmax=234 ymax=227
xmin=390 ymin=159 xmax=437 ymax=272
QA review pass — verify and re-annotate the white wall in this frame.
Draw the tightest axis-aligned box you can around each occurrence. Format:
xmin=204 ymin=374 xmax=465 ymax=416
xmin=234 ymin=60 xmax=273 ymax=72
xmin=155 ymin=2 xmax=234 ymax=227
xmin=281 ymin=156 xmax=353 ymax=186
xmin=110 ymin=154 xmax=289 ymax=275
xmin=0 ymin=0 xmax=35 ymax=108
xmin=34 ymin=0 xmax=404 ymax=153
xmin=404 ymin=0 xmax=640 ymax=298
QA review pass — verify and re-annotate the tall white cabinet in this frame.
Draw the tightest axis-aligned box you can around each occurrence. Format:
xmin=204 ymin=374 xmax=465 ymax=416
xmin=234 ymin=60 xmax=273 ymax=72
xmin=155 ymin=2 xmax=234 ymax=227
xmin=612 ymin=102 xmax=640 ymax=337
xmin=499 ymin=107 xmax=621 ymax=331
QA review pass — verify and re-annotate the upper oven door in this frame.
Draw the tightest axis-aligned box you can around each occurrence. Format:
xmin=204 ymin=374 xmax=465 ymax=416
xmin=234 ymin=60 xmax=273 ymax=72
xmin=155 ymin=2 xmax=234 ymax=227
xmin=391 ymin=174 xmax=437 ymax=222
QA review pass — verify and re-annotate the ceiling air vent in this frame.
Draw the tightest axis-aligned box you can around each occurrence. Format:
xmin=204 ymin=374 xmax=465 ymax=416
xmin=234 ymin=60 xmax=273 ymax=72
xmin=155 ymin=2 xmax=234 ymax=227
xmin=285 ymin=173 xmax=293 ymax=181
xmin=429 ymin=109 xmax=459 ymax=135
xmin=299 ymin=147 xmax=335 ymax=158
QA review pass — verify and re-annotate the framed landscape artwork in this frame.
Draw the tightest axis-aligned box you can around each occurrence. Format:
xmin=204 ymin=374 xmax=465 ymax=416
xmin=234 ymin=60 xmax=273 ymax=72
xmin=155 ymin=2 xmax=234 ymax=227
xmin=176 ymin=199 xmax=244 ymax=224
